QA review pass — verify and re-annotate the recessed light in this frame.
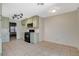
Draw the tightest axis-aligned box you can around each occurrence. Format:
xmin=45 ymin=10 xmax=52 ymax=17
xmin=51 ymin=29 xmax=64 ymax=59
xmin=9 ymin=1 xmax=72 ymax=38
xmin=52 ymin=9 xmax=56 ymax=13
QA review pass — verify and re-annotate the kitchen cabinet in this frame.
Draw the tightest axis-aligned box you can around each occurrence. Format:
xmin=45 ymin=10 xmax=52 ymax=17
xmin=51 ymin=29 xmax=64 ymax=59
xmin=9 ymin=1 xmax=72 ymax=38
xmin=21 ymin=19 xmax=26 ymax=26
xmin=21 ymin=15 xmax=39 ymax=28
xmin=32 ymin=16 xmax=39 ymax=28
xmin=30 ymin=33 xmax=39 ymax=44
xmin=27 ymin=18 xmax=33 ymax=24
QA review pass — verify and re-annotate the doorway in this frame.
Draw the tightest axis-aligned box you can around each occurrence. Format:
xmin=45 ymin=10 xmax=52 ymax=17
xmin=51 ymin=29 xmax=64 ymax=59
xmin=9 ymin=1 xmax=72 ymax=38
xmin=9 ymin=22 xmax=17 ymax=41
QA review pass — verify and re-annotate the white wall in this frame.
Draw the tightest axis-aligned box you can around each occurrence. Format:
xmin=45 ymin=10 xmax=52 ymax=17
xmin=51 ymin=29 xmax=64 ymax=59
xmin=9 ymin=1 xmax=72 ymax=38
xmin=0 ymin=4 xmax=2 ymax=16
xmin=39 ymin=17 xmax=44 ymax=41
xmin=77 ymin=9 xmax=79 ymax=38
xmin=16 ymin=21 xmax=23 ymax=40
xmin=0 ymin=4 xmax=2 ymax=55
xmin=1 ymin=17 xmax=9 ymax=42
xmin=44 ymin=11 xmax=79 ymax=48
xmin=0 ymin=16 xmax=2 ymax=55
xmin=77 ymin=9 xmax=79 ymax=49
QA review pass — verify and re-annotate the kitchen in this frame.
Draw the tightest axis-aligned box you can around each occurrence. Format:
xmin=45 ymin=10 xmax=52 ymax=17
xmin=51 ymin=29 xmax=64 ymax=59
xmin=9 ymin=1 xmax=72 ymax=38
xmin=21 ymin=15 xmax=44 ymax=44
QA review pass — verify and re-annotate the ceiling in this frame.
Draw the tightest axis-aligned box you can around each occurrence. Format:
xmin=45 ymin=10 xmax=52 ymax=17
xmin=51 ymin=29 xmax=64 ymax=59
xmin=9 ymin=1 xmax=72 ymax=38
xmin=2 ymin=3 xmax=79 ymax=20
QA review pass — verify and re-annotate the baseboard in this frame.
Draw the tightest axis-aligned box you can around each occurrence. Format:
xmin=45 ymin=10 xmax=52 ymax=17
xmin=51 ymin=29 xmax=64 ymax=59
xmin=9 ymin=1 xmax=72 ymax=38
xmin=43 ymin=40 xmax=78 ymax=49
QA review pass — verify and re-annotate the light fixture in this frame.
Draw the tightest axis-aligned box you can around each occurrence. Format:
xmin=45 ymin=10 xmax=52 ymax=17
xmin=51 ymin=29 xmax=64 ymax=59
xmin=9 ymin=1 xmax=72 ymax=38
xmin=49 ymin=7 xmax=60 ymax=13
xmin=12 ymin=13 xmax=23 ymax=19
xmin=51 ymin=9 xmax=56 ymax=13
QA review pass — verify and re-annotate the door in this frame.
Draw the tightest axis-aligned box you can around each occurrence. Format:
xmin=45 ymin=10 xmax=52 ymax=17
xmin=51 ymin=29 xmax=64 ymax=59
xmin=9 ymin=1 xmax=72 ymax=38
xmin=9 ymin=22 xmax=17 ymax=40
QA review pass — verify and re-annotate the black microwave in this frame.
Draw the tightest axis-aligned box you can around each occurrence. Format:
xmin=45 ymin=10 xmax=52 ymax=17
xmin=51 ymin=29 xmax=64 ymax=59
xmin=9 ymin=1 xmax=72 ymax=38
xmin=27 ymin=23 xmax=33 ymax=28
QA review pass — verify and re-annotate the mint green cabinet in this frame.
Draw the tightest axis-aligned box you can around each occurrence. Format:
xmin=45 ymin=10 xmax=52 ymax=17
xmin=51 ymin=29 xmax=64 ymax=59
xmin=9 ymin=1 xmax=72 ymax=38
xmin=27 ymin=18 xmax=33 ymax=24
xmin=30 ymin=33 xmax=39 ymax=44
xmin=21 ymin=16 xmax=39 ymax=28
xmin=32 ymin=16 xmax=39 ymax=28
xmin=21 ymin=20 xmax=26 ymax=26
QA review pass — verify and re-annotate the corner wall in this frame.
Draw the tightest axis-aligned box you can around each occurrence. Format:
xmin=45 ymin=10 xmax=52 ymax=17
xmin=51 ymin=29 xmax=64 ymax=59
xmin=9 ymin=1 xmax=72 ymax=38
xmin=39 ymin=17 xmax=44 ymax=41
xmin=16 ymin=21 xmax=23 ymax=40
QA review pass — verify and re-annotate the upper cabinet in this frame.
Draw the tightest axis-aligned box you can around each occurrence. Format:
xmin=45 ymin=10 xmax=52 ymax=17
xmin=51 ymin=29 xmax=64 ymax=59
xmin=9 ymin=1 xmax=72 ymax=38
xmin=21 ymin=15 xmax=39 ymax=28
xmin=32 ymin=16 xmax=39 ymax=28
xmin=27 ymin=18 xmax=33 ymax=24
xmin=21 ymin=19 xmax=26 ymax=26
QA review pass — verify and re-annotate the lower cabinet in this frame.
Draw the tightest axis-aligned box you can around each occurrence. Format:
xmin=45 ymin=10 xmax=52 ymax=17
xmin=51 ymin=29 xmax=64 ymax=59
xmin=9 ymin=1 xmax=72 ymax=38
xmin=30 ymin=33 xmax=39 ymax=44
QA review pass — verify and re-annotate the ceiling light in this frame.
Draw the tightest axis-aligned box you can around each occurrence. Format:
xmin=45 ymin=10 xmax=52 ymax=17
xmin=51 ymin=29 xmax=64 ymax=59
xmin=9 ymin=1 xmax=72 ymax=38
xmin=12 ymin=13 xmax=23 ymax=19
xmin=52 ymin=9 xmax=56 ymax=13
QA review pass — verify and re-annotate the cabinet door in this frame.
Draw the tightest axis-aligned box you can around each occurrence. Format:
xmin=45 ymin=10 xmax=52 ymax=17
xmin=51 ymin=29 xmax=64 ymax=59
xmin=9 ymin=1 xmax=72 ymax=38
xmin=33 ymin=16 xmax=39 ymax=28
xmin=27 ymin=18 xmax=33 ymax=24
xmin=34 ymin=33 xmax=39 ymax=43
xmin=30 ymin=33 xmax=39 ymax=44
xmin=30 ymin=33 xmax=34 ymax=44
xmin=21 ymin=20 xmax=26 ymax=26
